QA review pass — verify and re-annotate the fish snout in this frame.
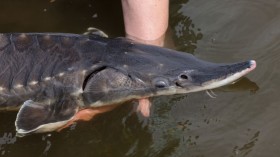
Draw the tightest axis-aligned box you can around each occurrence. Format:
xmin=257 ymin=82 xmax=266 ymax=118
xmin=173 ymin=60 xmax=257 ymax=92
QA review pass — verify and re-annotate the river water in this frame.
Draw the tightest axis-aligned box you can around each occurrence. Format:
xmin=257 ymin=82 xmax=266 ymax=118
xmin=0 ymin=0 xmax=279 ymax=156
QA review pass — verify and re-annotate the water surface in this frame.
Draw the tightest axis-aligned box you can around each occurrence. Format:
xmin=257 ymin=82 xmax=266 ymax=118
xmin=0 ymin=0 xmax=279 ymax=156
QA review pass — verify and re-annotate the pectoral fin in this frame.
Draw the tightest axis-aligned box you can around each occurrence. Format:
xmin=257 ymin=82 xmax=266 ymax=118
xmin=15 ymin=97 xmax=78 ymax=136
xmin=137 ymin=98 xmax=152 ymax=117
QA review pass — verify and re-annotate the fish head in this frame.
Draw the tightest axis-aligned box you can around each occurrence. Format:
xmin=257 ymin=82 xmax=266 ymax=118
xmin=82 ymin=40 xmax=256 ymax=107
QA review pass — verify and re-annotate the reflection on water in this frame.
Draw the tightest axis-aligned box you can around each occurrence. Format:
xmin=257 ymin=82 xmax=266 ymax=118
xmin=171 ymin=0 xmax=280 ymax=157
xmin=0 ymin=0 xmax=279 ymax=156
xmin=0 ymin=133 xmax=17 ymax=156
xmin=232 ymin=130 xmax=260 ymax=157
xmin=220 ymin=77 xmax=259 ymax=94
xmin=170 ymin=0 xmax=203 ymax=53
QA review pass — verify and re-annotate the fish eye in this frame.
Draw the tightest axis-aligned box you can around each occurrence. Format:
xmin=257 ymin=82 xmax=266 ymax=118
xmin=155 ymin=80 xmax=167 ymax=88
xmin=153 ymin=78 xmax=169 ymax=88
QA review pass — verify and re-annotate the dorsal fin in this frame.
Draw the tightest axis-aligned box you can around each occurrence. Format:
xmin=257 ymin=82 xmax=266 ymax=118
xmin=83 ymin=27 xmax=108 ymax=38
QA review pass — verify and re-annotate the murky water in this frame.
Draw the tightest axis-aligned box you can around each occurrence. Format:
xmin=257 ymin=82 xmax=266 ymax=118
xmin=0 ymin=0 xmax=279 ymax=156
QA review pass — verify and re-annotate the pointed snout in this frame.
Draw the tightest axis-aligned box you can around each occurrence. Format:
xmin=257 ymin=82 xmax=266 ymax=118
xmin=174 ymin=60 xmax=256 ymax=91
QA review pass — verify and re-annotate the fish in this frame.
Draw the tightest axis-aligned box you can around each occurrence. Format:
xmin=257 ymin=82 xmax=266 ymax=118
xmin=0 ymin=32 xmax=256 ymax=136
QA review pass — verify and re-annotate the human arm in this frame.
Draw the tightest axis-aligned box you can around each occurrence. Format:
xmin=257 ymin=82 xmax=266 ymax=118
xmin=121 ymin=0 xmax=169 ymax=46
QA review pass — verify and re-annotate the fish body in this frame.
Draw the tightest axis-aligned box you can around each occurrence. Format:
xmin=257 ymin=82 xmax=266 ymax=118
xmin=0 ymin=33 xmax=256 ymax=136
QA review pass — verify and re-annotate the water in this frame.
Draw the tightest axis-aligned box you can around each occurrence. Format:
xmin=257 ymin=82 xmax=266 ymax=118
xmin=0 ymin=0 xmax=279 ymax=156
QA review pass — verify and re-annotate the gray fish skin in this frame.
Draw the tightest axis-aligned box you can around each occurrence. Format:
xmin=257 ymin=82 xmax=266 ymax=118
xmin=0 ymin=33 xmax=102 ymax=109
xmin=0 ymin=33 xmax=256 ymax=135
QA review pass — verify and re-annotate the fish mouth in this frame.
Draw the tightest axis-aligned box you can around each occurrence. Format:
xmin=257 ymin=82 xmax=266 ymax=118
xmin=175 ymin=60 xmax=257 ymax=93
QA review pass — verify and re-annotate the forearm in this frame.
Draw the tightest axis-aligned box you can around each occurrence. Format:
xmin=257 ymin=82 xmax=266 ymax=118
xmin=121 ymin=0 xmax=169 ymax=46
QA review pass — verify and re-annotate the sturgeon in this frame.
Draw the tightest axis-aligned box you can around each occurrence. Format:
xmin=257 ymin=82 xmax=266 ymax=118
xmin=0 ymin=33 xmax=256 ymax=136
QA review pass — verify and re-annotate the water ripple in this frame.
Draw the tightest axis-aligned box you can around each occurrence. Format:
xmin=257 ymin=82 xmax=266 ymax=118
xmin=170 ymin=0 xmax=280 ymax=156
